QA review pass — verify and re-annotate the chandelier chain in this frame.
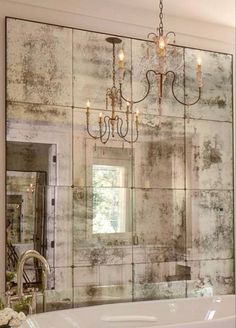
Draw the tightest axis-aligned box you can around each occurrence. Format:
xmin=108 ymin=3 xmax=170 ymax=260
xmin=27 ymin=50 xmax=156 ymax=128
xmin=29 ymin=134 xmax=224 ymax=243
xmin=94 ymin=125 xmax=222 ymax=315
xmin=159 ymin=0 xmax=164 ymax=36
xmin=112 ymin=42 xmax=116 ymax=87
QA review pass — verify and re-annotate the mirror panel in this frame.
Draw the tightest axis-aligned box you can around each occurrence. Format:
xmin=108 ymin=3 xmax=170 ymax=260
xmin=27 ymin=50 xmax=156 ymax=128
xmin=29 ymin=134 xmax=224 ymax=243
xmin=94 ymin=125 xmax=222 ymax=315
xmin=186 ymin=119 xmax=233 ymax=190
xmin=7 ymin=18 xmax=72 ymax=106
xmin=185 ymin=49 xmax=233 ymax=122
xmin=133 ymin=115 xmax=185 ymax=189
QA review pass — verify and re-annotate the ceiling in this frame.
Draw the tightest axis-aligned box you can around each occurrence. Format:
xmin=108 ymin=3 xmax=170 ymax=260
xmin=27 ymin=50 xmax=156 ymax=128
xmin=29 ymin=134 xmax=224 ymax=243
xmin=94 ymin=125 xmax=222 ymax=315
xmin=104 ymin=0 xmax=235 ymax=28
xmin=5 ymin=0 xmax=236 ymax=28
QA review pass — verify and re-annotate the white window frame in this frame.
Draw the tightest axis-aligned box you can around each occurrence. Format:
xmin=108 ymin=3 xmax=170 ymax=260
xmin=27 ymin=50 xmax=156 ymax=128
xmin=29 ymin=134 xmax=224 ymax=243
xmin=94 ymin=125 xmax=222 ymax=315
xmin=85 ymin=138 xmax=132 ymax=241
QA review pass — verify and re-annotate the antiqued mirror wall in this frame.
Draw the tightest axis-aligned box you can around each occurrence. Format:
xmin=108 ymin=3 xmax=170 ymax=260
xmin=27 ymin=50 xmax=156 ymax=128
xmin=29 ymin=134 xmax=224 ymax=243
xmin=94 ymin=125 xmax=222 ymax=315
xmin=6 ymin=17 xmax=234 ymax=311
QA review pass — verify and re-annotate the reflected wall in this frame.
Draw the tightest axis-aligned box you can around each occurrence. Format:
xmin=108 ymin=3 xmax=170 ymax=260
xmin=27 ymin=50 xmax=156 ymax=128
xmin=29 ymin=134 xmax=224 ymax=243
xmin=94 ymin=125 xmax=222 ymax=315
xmin=6 ymin=17 xmax=234 ymax=310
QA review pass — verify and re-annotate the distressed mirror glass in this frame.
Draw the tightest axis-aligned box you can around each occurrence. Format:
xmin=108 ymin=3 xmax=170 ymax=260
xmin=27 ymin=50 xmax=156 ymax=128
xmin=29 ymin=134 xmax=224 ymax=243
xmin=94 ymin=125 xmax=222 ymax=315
xmin=6 ymin=17 xmax=234 ymax=311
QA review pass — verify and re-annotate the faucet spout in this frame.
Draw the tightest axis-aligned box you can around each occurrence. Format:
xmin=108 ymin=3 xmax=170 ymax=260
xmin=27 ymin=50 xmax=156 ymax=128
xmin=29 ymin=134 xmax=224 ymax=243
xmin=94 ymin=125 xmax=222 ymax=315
xmin=17 ymin=250 xmax=50 ymax=298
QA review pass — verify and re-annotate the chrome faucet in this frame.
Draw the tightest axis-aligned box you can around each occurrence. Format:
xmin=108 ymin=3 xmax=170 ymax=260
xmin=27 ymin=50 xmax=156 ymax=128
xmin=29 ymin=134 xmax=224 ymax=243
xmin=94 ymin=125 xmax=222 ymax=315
xmin=17 ymin=250 xmax=50 ymax=298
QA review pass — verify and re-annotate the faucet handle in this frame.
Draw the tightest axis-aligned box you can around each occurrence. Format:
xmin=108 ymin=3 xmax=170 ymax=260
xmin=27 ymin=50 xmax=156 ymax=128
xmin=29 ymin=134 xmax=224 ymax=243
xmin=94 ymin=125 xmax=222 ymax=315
xmin=29 ymin=289 xmax=38 ymax=315
xmin=21 ymin=288 xmax=38 ymax=315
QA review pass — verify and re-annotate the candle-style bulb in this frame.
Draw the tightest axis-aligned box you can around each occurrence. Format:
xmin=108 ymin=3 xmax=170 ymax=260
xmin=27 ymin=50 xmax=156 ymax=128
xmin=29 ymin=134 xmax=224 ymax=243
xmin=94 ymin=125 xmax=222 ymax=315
xmin=197 ymin=57 xmax=202 ymax=66
xmin=118 ymin=49 xmax=125 ymax=69
xmin=86 ymin=100 xmax=90 ymax=116
xmin=118 ymin=49 xmax=125 ymax=61
xmin=159 ymin=37 xmax=165 ymax=50
xmin=99 ymin=112 xmax=103 ymax=123
xmin=196 ymin=57 xmax=203 ymax=88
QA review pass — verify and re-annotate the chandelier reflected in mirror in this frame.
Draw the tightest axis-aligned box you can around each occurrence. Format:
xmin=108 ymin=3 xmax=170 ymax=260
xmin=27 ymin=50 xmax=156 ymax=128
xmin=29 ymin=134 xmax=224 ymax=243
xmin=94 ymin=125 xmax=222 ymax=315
xmin=86 ymin=37 xmax=139 ymax=144
xmin=118 ymin=0 xmax=203 ymax=107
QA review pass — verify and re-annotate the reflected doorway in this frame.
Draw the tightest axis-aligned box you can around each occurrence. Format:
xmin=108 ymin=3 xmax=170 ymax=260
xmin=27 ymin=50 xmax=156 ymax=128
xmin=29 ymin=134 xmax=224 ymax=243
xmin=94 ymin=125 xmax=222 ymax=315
xmin=6 ymin=141 xmax=56 ymax=288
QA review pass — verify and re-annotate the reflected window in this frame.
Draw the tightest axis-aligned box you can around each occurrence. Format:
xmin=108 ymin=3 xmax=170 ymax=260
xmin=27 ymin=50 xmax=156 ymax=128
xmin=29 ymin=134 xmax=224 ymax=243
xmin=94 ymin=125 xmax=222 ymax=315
xmin=92 ymin=165 xmax=127 ymax=233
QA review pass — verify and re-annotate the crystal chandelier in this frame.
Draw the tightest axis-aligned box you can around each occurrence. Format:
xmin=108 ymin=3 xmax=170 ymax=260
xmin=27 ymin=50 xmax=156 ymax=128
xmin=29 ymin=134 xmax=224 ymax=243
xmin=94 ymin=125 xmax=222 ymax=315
xmin=118 ymin=0 xmax=203 ymax=107
xmin=86 ymin=37 xmax=139 ymax=144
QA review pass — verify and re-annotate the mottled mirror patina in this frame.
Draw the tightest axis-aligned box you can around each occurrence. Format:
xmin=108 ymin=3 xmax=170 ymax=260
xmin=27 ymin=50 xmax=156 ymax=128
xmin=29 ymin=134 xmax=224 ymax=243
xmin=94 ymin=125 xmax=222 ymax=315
xmin=6 ymin=17 xmax=234 ymax=311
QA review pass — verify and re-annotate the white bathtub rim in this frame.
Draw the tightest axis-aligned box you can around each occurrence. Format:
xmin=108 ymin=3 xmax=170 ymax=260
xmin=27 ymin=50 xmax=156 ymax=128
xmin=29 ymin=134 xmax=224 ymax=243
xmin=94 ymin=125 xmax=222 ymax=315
xmin=24 ymin=313 xmax=236 ymax=328
xmin=98 ymin=314 xmax=236 ymax=328
xmin=26 ymin=294 xmax=236 ymax=327
xmin=150 ymin=315 xmax=236 ymax=328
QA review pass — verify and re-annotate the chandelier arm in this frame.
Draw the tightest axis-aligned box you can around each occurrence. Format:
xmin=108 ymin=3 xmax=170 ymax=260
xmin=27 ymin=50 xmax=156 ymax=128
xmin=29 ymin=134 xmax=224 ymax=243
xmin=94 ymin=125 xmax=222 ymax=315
xmin=131 ymin=126 xmax=139 ymax=143
xmin=166 ymin=31 xmax=176 ymax=42
xmin=100 ymin=116 xmax=111 ymax=144
xmin=147 ymin=32 xmax=158 ymax=40
xmin=116 ymin=116 xmax=124 ymax=138
xmin=120 ymin=69 xmax=157 ymax=104
xmin=116 ymin=116 xmax=129 ymax=139
xmin=100 ymin=115 xmax=110 ymax=139
xmin=166 ymin=31 xmax=176 ymax=38
xmin=166 ymin=70 xmax=202 ymax=106
xmin=122 ymin=126 xmax=139 ymax=144
xmin=122 ymin=120 xmax=129 ymax=138
xmin=117 ymin=117 xmax=139 ymax=144
xmin=86 ymin=115 xmax=100 ymax=140
xmin=86 ymin=129 xmax=100 ymax=140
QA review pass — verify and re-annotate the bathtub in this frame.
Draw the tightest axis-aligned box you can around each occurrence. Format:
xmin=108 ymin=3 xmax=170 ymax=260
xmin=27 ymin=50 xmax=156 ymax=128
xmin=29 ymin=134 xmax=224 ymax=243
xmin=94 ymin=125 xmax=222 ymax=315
xmin=22 ymin=295 xmax=235 ymax=328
